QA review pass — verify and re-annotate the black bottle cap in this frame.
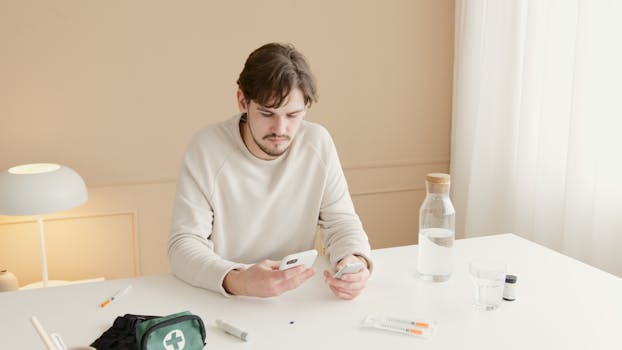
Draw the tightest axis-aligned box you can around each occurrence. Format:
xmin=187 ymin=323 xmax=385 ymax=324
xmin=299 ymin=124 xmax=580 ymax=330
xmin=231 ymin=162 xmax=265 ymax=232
xmin=505 ymin=274 xmax=517 ymax=283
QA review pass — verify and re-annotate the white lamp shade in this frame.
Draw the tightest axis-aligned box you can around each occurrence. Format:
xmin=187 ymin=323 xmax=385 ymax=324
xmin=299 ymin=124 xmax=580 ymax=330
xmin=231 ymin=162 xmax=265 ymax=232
xmin=0 ymin=163 xmax=88 ymax=216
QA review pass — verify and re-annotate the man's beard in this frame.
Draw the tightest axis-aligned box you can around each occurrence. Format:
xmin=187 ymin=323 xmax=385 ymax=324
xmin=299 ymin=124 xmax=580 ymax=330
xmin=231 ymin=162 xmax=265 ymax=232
xmin=251 ymin=131 xmax=291 ymax=157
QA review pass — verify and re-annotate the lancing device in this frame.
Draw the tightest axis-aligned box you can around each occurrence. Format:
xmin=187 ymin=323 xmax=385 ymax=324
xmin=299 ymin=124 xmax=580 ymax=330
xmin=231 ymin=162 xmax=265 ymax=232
xmin=216 ymin=319 xmax=249 ymax=342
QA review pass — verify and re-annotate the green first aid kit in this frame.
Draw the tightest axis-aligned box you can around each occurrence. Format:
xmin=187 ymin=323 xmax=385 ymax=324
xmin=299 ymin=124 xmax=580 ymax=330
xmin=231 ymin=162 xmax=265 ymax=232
xmin=135 ymin=311 xmax=206 ymax=350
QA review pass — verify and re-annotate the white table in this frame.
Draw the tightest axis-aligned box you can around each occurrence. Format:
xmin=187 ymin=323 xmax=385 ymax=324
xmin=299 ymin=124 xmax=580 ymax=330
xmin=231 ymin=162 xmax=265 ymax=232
xmin=1 ymin=233 xmax=621 ymax=349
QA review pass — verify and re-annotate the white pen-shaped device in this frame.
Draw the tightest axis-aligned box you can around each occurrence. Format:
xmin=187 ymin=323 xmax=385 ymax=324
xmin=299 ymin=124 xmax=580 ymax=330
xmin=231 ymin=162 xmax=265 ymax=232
xmin=30 ymin=316 xmax=57 ymax=350
xmin=50 ymin=333 xmax=68 ymax=350
xmin=216 ymin=319 xmax=249 ymax=342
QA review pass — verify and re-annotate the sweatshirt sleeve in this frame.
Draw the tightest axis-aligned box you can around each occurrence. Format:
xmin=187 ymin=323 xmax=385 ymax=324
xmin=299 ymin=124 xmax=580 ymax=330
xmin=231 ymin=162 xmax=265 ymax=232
xmin=317 ymin=131 xmax=373 ymax=271
xmin=168 ymin=140 xmax=245 ymax=296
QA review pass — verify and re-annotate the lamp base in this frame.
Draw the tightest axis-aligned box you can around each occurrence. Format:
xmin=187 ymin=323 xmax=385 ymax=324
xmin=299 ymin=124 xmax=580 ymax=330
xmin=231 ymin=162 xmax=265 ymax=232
xmin=0 ymin=269 xmax=19 ymax=292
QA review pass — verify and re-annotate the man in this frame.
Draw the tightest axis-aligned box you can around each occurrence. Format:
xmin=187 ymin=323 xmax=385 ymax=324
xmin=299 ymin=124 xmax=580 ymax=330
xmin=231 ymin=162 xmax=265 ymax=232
xmin=168 ymin=43 xmax=372 ymax=299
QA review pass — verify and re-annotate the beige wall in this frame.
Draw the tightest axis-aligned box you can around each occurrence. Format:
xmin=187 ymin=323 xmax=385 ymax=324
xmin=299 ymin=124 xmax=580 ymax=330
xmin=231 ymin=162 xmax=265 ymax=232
xmin=0 ymin=0 xmax=454 ymax=286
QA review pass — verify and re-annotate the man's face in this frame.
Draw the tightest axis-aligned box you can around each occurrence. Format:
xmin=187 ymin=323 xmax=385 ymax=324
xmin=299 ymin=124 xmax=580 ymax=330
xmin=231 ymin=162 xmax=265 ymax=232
xmin=238 ymin=88 xmax=307 ymax=160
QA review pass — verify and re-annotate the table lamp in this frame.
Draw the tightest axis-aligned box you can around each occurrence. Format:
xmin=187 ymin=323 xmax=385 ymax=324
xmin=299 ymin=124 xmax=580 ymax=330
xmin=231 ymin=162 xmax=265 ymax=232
xmin=0 ymin=163 xmax=88 ymax=287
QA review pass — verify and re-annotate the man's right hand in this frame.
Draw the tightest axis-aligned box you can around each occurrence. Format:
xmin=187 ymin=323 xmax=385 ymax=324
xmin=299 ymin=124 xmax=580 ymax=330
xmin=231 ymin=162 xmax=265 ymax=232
xmin=223 ymin=259 xmax=315 ymax=297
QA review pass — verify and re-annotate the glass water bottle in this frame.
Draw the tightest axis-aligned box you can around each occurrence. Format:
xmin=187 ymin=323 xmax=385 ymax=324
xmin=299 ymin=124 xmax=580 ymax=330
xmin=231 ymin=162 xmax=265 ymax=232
xmin=417 ymin=173 xmax=455 ymax=282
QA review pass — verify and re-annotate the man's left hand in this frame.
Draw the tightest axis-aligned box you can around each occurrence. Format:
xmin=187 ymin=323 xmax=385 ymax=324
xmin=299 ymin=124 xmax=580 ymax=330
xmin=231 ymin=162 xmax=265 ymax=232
xmin=323 ymin=254 xmax=370 ymax=300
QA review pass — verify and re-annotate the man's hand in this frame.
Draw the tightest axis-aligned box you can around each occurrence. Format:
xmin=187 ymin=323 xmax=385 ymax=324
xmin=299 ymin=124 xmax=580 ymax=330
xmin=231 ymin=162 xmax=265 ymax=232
xmin=223 ymin=260 xmax=315 ymax=297
xmin=323 ymin=254 xmax=370 ymax=300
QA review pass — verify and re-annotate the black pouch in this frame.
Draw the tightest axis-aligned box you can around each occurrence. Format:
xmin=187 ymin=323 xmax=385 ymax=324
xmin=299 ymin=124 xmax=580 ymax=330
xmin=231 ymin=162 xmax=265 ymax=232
xmin=90 ymin=313 xmax=160 ymax=350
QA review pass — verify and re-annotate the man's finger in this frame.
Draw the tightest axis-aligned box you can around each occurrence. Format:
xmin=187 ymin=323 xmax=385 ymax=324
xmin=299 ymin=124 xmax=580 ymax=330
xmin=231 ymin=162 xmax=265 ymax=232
xmin=279 ymin=265 xmax=308 ymax=280
xmin=280 ymin=267 xmax=315 ymax=291
xmin=324 ymin=269 xmax=367 ymax=296
xmin=339 ymin=271 xmax=365 ymax=282
xmin=256 ymin=259 xmax=280 ymax=271
xmin=329 ymin=284 xmax=357 ymax=300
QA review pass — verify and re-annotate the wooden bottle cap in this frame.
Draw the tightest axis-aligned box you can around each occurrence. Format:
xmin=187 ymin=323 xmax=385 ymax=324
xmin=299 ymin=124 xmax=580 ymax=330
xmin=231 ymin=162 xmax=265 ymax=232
xmin=426 ymin=173 xmax=450 ymax=183
xmin=426 ymin=173 xmax=450 ymax=193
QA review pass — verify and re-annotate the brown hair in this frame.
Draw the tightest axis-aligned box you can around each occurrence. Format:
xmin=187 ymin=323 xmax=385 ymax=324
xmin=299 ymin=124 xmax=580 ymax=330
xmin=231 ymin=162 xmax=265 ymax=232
xmin=237 ymin=43 xmax=318 ymax=108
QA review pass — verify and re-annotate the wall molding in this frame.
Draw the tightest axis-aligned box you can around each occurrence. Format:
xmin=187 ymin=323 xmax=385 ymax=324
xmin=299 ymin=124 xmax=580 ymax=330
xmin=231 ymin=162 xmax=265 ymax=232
xmin=343 ymin=158 xmax=450 ymax=170
xmin=0 ymin=211 xmax=140 ymax=276
xmin=81 ymin=159 xmax=451 ymax=189
xmin=345 ymin=158 xmax=450 ymax=197
xmin=352 ymin=186 xmax=426 ymax=197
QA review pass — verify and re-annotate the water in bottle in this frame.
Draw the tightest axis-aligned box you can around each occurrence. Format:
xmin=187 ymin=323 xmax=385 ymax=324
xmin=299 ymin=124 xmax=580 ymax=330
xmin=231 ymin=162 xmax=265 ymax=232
xmin=417 ymin=173 xmax=455 ymax=282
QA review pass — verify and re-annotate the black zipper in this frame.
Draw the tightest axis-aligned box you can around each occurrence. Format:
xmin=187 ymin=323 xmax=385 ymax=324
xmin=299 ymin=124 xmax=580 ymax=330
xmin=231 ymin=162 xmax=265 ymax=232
xmin=141 ymin=314 xmax=206 ymax=350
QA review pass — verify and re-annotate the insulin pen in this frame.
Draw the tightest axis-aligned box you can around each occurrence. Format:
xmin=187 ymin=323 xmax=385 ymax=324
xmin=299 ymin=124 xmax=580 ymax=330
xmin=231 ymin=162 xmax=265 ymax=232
xmin=216 ymin=319 xmax=250 ymax=342
xmin=100 ymin=285 xmax=132 ymax=308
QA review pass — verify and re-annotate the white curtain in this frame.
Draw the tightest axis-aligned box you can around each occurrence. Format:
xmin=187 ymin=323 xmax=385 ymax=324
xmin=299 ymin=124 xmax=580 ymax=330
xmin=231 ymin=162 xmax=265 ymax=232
xmin=451 ymin=0 xmax=622 ymax=277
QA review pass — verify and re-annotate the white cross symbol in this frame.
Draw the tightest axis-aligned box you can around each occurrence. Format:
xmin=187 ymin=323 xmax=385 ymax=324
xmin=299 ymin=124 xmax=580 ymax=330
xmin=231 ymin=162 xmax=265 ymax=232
xmin=163 ymin=329 xmax=186 ymax=350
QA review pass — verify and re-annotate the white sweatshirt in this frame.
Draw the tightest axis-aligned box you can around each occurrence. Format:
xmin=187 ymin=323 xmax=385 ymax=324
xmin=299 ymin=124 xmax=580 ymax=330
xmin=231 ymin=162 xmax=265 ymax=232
xmin=168 ymin=114 xmax=371 ymax=296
